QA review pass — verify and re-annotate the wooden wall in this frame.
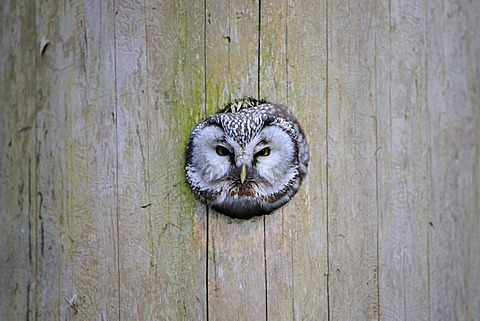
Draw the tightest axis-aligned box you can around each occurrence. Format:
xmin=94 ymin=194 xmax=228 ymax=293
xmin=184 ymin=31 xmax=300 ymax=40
xmin=1 ymin=0 xmax=479 ymax=320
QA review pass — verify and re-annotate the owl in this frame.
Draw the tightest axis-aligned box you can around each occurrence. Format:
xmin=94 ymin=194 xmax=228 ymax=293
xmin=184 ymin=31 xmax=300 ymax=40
xmin=185 ymin=98 xmax=309 ymax=219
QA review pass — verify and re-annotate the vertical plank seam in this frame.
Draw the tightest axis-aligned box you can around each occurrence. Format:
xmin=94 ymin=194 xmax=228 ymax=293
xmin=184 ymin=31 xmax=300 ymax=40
xmin=143 ymin=0 xmax=149 ymax=182
xmin=285 ymin=0 xmax=289 ymax=108
xmin=33 ymin=1 xmax=39 ymax=317
xmin=263 ymin=218 xmax=268 ymax=321
xmin=205 ymin=204 xmax=210 ymax=321
xmin=227 ymin=0 xmax=231 ymax=94
xmin=374 ymin=2 xmax=381 ymax=320
xmin=425 ymin=2 xmax=431 ymax=320
xmin=388 ymin=5 xmax=393 ymax=316
xmin=112 ymin=1 xmax=122 ymax=318
xmin=28 ymin=153 xmax=34 ymax=321
xmin=257 ymin=1 xmax=269 ymax=320
xmin=143 ymin=0 xmax=155 ymax=301
xmin=257 ymin=0 xmax=262 ymax=100
xmin=204 ymin=0 xmax=209 ymax=319
xmin=67 ymin=16 xmax=74 ymax=316
xmin=325 ymin=1 xmax=330 ymax=320
xmin=285 ymin=1 xmax=295 ymax=319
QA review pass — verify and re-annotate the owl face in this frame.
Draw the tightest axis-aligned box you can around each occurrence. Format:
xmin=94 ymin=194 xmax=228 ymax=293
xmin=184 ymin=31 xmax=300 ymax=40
xmin=186 ymin=102 xmax=308 ymax=219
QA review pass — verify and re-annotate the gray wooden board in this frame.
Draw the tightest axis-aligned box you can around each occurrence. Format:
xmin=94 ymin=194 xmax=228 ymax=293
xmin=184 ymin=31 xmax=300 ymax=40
xmin=0 ymin=1 xmax=479 ymax=320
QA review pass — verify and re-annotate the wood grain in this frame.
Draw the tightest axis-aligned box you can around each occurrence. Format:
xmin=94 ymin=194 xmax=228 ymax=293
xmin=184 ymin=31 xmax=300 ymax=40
xmin=205 ymin=1 xmax=266 ymax=320
xmin=1 ymin=1 xmax=479 ymax=320
xmin=286 ymin=0 xmax=329 ymax=318
xmin=113 ymin=0 xmax=151 ymax=318
xmin=34 ymin=1 xmax=78 ymax=318
xmin=68 ymin=1 xmax=119 ymax=319
xmin=261 ymin=0 xmax=329 ymax=319
xmin=0 ymin=1 xmax=36 ymax=320
xmin=260 ymin=1 xmax=293 ymax=319
xmin=35 ymin=2 xmax=99 ymax=319
xmin=376 ymin=1 xmax=430 ymax=320
xmin=327 ymin=1 xmax=379 ymax=319
xmin=427 ymin=0 xmax=480 ymax=319
xmin=145 ymin=0 xmax=207 ymax=319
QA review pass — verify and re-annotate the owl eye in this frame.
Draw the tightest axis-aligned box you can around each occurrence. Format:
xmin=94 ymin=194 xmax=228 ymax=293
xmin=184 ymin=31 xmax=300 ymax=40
xmin=216 ymin=145 xmax=231 ymax=156
xmin=255 ymin=147 xmax=271 ymax=157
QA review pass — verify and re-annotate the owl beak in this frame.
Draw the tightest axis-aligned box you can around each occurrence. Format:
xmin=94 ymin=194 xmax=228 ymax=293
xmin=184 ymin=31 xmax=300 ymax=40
xmin=240 ymin=164 xmax=247 ymax=183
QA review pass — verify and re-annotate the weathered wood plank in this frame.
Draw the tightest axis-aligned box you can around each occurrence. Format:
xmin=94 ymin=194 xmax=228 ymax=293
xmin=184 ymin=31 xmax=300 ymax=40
xmin=115 ymin=0 xmax=206 ymax=319
xmin=2 ymin=1 xmax=480 ymax=320
xmin=68 ymin=1 xmax=119 ymax=319
xmin=260 ymin=1 xmax=293 ymax=319
xmin=145 ymin=0 xmax=207 ymax=319
xmin=261 ymin=0 xmax=329 ymax=319
xmin=466 ymin=3 xmax=480 ymax=318
xmin=205 ymin=1 xmax=266 ymax=319
xmin=427 ymin=1 xmax=480 ymax=319
xmin=259 ymin=0 xmax=288 ymax=103
xmin=35 ymin=1 xmax=120 ymax=319
xmin=327 ymin=1 xmax=379 ymax=319
xmin=113 ymin=0 xmax=152 ymax=319
xmin=285 ymin=0 xmax=329 ymax=319
xmin=376 ymin=1 xmax=430 ymax=319
xmin=0 ymin=1 xmax=36 ymax=320
xmin=35 ymin=0 xmax=75 ymax=318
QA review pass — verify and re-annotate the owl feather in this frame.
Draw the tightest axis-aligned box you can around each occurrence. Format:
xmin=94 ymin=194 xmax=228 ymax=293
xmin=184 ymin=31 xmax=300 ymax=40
xmin=185 ymin=98 xmax=309 ymax=219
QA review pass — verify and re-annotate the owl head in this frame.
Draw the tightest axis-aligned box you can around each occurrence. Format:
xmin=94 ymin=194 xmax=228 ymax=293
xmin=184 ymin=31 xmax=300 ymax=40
xmin=185 ymin=100 xmax=308 ymax=219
